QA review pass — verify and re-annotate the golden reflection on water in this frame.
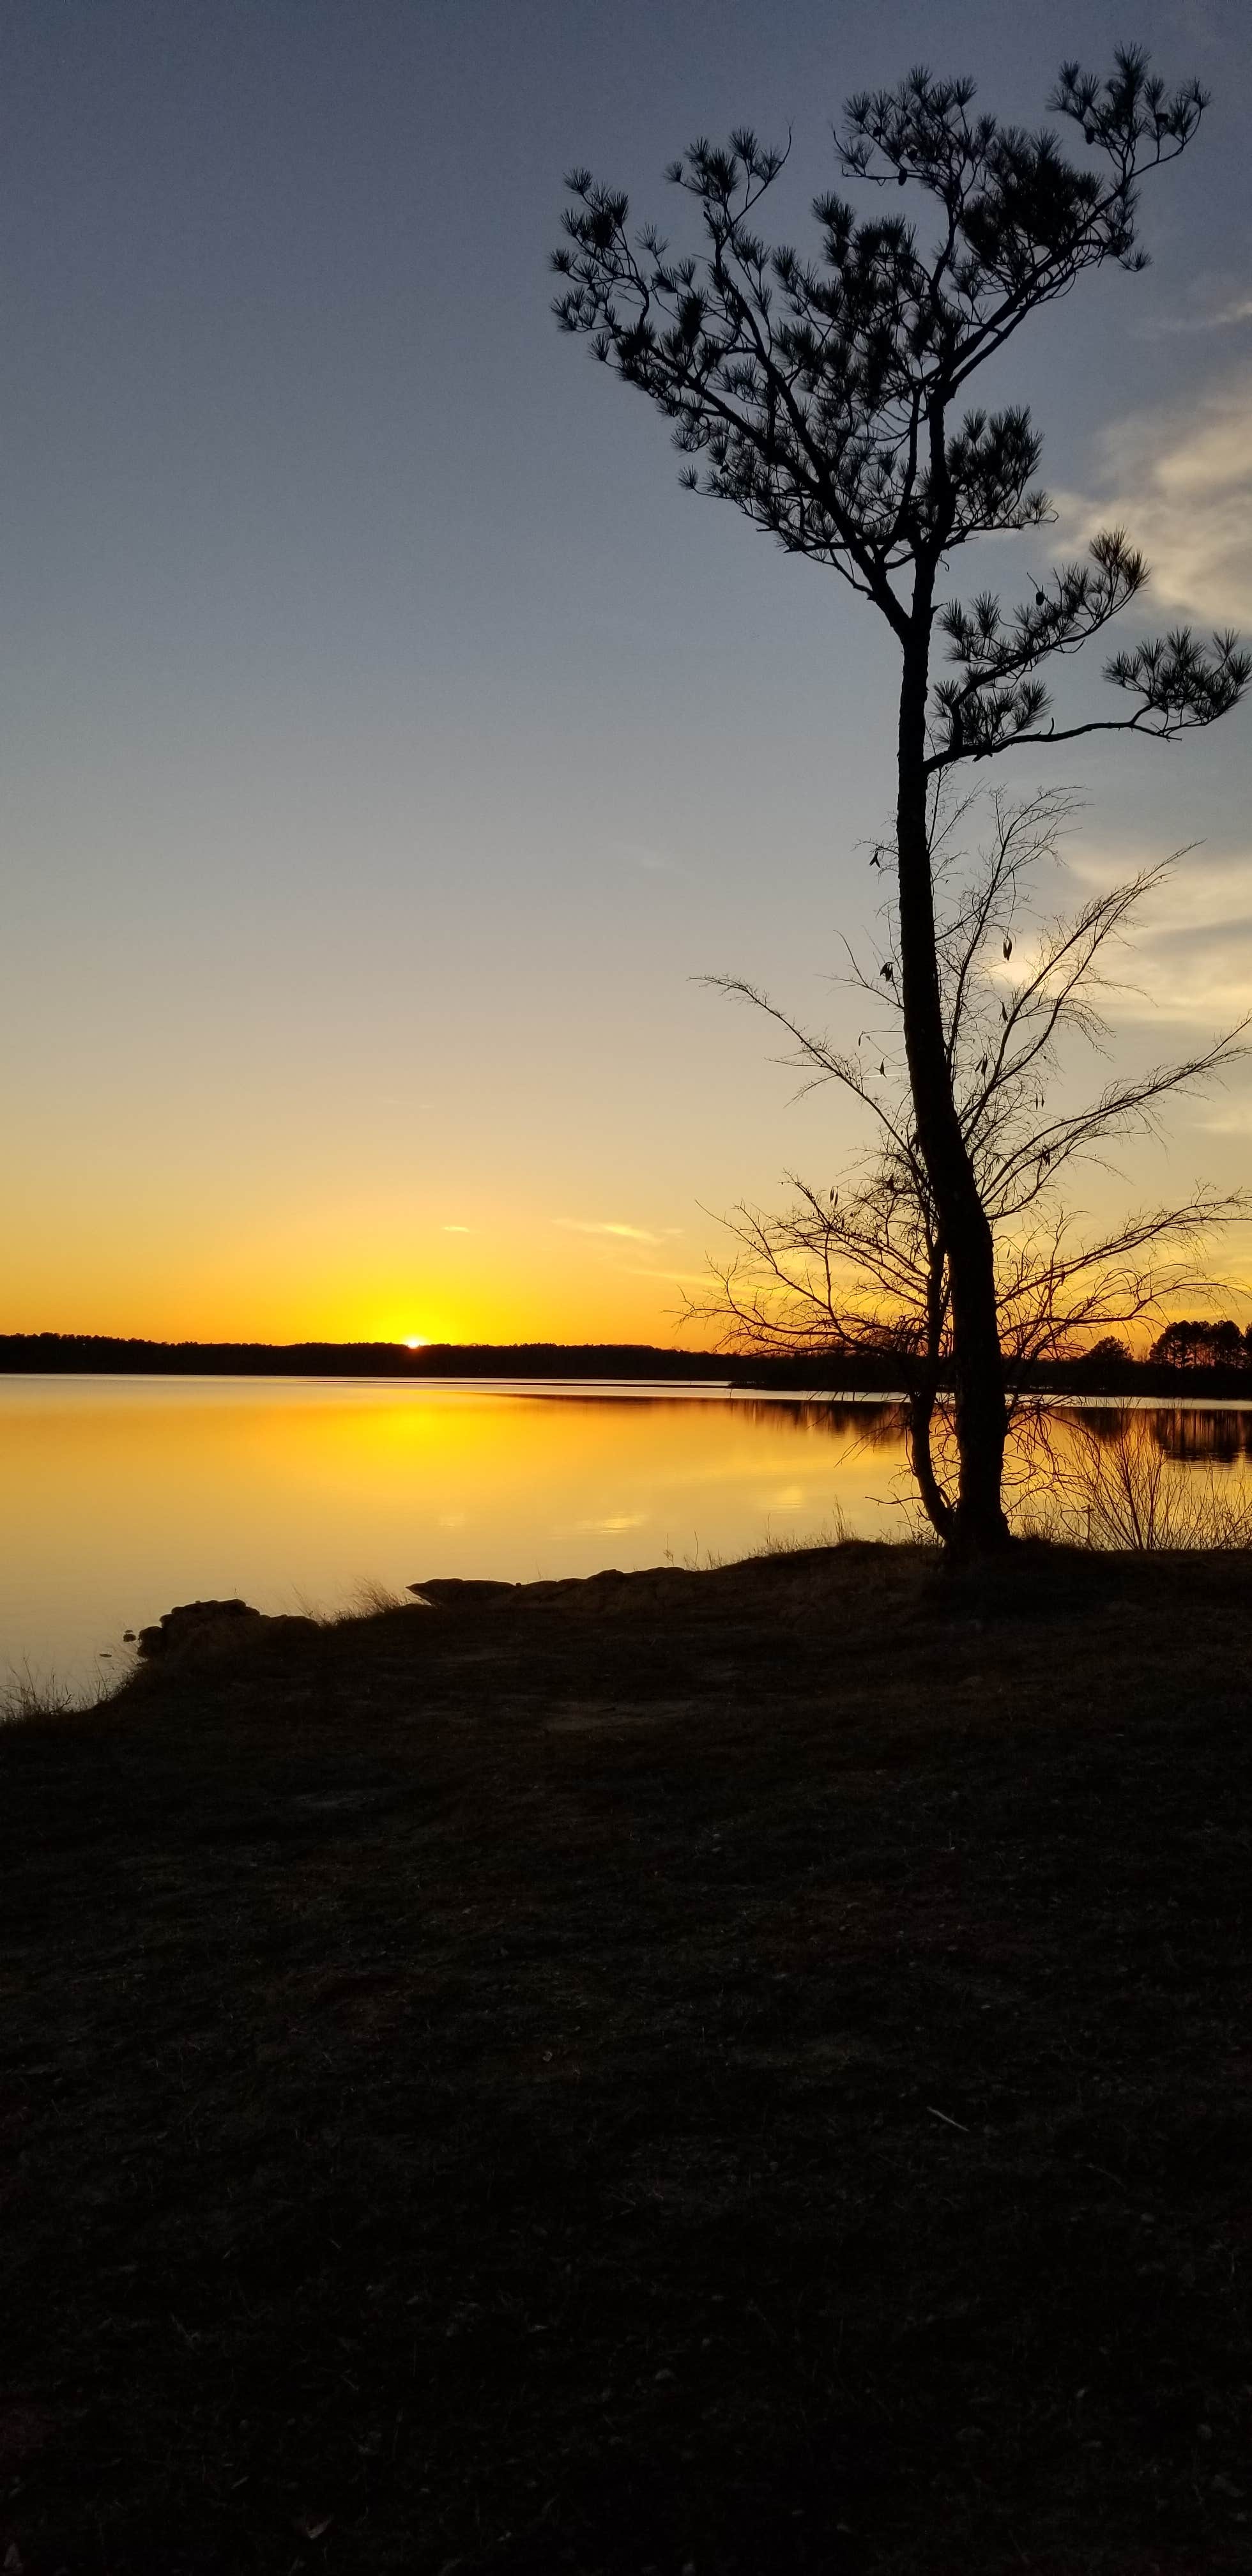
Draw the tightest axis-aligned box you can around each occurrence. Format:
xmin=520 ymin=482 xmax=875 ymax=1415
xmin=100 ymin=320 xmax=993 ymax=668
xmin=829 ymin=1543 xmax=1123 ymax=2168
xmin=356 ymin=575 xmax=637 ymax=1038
xmin=4 ymin=1378 xmax=1252 ymax=1692
xmin=0 ymin=1377 xmax=912 ymax=1687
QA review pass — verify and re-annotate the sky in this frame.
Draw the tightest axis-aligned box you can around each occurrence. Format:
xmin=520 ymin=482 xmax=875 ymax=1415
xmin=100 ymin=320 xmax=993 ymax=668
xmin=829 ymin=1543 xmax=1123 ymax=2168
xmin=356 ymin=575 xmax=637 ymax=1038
xmin=3 ymin=0 xmax=1252 ymax=1347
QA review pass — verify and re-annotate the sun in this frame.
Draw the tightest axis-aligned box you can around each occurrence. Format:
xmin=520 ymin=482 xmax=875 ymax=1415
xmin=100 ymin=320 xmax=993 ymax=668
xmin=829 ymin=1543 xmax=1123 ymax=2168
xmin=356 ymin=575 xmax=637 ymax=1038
xmin=405 ymin=1336 xmax=427 ymax=1351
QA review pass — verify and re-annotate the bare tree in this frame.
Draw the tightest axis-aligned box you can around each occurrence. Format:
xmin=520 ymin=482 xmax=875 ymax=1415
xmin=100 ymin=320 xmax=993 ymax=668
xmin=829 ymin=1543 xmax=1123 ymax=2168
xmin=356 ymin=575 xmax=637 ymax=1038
xmin=553 ymin=48 xmax=1249 ymax=1550
xmin=683 ymin=788 xmax=1245 ymax=1544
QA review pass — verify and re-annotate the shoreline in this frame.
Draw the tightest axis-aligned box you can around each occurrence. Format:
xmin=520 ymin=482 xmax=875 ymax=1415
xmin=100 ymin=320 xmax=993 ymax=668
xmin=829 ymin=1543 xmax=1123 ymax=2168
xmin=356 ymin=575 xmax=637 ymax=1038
xmin=8 ymin=1332 xmax=1252 ymax=1404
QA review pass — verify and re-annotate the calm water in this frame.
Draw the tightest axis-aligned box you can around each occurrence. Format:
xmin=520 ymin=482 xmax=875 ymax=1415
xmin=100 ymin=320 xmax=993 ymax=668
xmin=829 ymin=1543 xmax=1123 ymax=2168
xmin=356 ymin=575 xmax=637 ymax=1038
xmin=0 ymin=1375 xmax=913 ymax=1691
xmin=4 ymin=1375 xmax=1252 ymax=1694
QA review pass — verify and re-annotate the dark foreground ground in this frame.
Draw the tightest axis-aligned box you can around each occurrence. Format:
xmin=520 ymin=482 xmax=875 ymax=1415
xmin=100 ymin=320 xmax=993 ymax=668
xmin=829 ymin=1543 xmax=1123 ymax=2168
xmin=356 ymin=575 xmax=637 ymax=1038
xmin=2 ymin=1545 xmax=1250 ymax=2575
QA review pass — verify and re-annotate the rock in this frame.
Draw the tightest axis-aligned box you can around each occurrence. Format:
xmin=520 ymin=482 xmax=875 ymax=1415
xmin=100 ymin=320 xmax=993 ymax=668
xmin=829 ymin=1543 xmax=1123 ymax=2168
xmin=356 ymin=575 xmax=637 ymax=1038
xmin=408 ymin=1567 xmax=691 ymax=1619
xmin=136 ymin=1599 xmax=316 ymax=1660
xmin=137 ymin=1598 xmax=264 ymax=1658
xmin=408 ymin=1579 xmax=517 ymax=1607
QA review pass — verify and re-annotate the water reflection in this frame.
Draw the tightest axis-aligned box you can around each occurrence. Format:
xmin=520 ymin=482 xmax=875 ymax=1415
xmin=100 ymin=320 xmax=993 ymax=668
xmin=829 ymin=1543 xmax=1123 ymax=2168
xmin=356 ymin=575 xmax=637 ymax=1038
xmin=3 ymin=1377 xmax=1251 ymax=1691
xmin=1136 ymin=1406 xmax=1252 ymax=1465
xmin=0 ymin=1377 xmax=917 ymax=1688
xmin=737 ymin=1398 xmax=905 ymax=1450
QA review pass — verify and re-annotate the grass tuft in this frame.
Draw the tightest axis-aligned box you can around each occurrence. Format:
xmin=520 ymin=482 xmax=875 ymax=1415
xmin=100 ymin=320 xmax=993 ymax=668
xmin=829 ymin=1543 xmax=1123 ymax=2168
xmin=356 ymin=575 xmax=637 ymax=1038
xmin=1 ymin=1662 xmax=84 ymax=1723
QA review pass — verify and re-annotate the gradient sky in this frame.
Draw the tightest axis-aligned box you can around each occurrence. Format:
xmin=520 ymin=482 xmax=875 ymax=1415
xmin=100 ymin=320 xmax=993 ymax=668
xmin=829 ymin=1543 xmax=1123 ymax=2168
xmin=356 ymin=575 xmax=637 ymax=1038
xmin=4 ymin=0 xmax=1251 ymax=1345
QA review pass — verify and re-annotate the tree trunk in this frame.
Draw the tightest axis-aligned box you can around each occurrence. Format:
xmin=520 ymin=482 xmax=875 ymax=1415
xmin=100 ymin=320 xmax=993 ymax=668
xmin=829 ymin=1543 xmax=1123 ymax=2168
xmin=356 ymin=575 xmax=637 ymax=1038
xmin=896 ymin=641 xmax=1011 ymax=1552
xmin=906 ymin=1376 xmax=955 ymax=1544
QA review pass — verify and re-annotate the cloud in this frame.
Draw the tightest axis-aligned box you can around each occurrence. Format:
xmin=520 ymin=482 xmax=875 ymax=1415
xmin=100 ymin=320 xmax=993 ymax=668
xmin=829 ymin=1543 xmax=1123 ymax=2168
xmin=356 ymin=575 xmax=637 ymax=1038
xmin=610 ymin=839 xmax=688 ymax=878
xmin=617 ymin=1264 xmax=714 ymax=1287
xmin=1138 ymin=291 xmax=1252 ymax=337
xmin=1129 ymin=919 xmax=1252 ymax=1028
xmin=554 ymin=1218 xmax=664 ymax=1244
xmin=1056 ymin=368 xmax=1252 ymax=625
xmin=1062 ymin=846 xmax=1252 ymax=1031
xmin=442 ymin=1223 xmax=471 ymax=1233
xmin=1191 ymin=1103 xmax=1252 ymax=1137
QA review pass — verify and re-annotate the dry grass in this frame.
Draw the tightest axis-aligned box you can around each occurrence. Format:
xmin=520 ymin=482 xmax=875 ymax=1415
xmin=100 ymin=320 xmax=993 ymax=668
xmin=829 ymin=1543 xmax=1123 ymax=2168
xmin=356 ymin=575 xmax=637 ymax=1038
xmin=746 ymin=1505 xmax=855 ymax=1556
xmin=1 ymin=1543 xmax=1250 ymax=2574
xmin=1 ymin=1663 xmax=87 ymax=1724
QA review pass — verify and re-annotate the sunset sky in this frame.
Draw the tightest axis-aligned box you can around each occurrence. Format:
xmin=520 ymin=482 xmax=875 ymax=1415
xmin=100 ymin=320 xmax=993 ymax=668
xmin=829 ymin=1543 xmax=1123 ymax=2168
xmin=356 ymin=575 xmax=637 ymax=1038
xmin=4 ymin=0 xmax=1252 ymax=1346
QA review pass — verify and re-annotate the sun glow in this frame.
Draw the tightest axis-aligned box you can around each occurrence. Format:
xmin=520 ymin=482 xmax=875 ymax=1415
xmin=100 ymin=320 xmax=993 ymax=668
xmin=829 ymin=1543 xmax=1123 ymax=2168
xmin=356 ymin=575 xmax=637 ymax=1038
xmin=406 ymin=1337 xmax=427 ymax=1351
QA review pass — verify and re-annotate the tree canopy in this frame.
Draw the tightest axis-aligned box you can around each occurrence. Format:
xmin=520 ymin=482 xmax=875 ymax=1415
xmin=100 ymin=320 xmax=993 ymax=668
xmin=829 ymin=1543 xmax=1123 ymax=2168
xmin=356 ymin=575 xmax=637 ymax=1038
xmin=554 ymin=50 xmax=1248 ymax=762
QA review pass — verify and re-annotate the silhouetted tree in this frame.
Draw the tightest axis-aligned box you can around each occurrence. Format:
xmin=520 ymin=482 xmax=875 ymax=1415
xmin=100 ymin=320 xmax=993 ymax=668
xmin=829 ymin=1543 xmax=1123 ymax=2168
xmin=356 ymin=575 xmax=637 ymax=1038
xmin=682 ymin=789 xmax=1243 ymax=1540
xmin=554 ymin=48 xmax=1249 ymax=1551
xmin=1076 ymin=1337 xmax=1133 ymax=1377
xmin=1150 ymin=1316 xmax=1248 ymax=1371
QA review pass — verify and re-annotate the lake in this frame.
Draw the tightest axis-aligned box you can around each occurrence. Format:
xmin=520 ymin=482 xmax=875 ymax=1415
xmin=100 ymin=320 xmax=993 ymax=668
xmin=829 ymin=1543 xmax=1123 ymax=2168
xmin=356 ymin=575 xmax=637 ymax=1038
xmin=4 ymin=1374 xmax=1251 ymax=1694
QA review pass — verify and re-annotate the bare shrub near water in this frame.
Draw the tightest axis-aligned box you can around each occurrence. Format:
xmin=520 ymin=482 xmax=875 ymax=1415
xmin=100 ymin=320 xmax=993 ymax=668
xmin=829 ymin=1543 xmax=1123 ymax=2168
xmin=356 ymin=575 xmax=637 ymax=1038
xmin=1025 ymin=1407 xmax=1252 ymax=1551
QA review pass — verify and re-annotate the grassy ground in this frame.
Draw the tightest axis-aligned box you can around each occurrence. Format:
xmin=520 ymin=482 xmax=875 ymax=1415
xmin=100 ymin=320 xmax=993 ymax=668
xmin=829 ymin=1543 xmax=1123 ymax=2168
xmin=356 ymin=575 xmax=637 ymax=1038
xmin=1 ymin=1542 xmax=1250 ymax=2575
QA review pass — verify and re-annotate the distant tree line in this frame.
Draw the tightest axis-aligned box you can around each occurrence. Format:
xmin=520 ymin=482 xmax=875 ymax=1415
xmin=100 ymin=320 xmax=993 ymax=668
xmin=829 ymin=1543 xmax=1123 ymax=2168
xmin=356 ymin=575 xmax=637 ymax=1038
xmin=1058 ymin=1324 xmax=1252 ymax=1384
xmin=1147 ymin=1319 xmax=1252 ymax=1370
xmin=3 ymin=1329 xmax=1251 ymax=1395
xmin=0 ymin=1333 xmax=887 ymax=1390
xmin=0 ymin=1335 xmax=735 ymax=1383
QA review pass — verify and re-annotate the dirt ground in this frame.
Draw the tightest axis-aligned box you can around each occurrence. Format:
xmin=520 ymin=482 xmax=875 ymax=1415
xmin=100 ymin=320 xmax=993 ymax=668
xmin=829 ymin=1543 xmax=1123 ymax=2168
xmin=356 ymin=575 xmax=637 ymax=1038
xmin=1 ymin=1542 xmax=1249 ymax=2574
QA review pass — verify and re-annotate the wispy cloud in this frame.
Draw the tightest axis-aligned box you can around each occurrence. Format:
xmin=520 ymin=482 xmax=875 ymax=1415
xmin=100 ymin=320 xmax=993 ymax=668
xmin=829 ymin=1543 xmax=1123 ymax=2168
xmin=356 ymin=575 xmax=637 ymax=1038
xmin=610 ymin=839 xmax=689 ymax=879
xmin=554 ymin=1218 xmax=678 ymax=1245
xmin=1191 ymin=1101 xmax=1252 ymax=1137
xmin=616 ymin=1262 xmax=715 ymax=1289
xmin=1127 ymin=921 xmax=1252 ymax=1029
xmin=1056 ymin=367 xmax=1252 ymax=625
xmin=1138 ymin=290 xmax=1252 ymax=338
xmin=442 ymin=1223 xmax=471 ymax=1234
xmin=1061 ymin=845 xmax=1252 ymax=1031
